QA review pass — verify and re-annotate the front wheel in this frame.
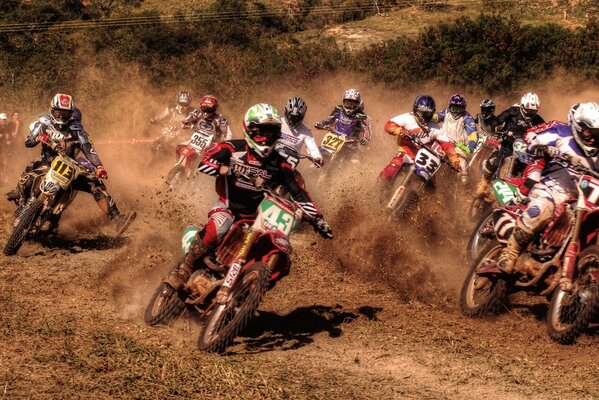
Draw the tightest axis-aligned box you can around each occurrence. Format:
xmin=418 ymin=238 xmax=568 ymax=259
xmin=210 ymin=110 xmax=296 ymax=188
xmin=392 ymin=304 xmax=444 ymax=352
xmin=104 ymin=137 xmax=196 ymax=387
xmin=198 ymin=262 xmax=270 ymax=353
xmin=546 ymin=245 xmax=599 ymax=344
xmin=144 ymin=282 xmax=186 ymax=326
xmin=460 ymin=240 xmax=508 ymax=317
xmin=164 ymin=164 xmax=184 ymax=188
xmin=466 ymin=210 xmax=495 ymax=263
xmin=4 ymin=199 xmax=43 ymax=256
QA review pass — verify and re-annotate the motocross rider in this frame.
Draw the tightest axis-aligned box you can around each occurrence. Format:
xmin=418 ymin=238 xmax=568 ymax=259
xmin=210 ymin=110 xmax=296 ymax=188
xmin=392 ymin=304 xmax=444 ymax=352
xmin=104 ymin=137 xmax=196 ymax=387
xmin=276 ymin=96 xmax=323 ymax=167
xmin=479 ymin=102 xmax=599 ymax=276
xmin=314 ymin=89 xmax=371 ymax=162
xmin=181 ymin=94 xmax=233 ymax=142
xmin=164 ymin=103 xmax=333 ymax=291
xmin=475 ymin=92 xmax=545 ymax=198
xmin=4 ymin=94 xmax=136 ymax=233
xmin=378 ymin=94 xmax=462 ymax=185
xmin=475 ymin=98 xmax=501 ymax=136
xmin=434 ymin=93 xmax=479 ymax=183
xmin=150 ymin=90 xmax=194 ymax=152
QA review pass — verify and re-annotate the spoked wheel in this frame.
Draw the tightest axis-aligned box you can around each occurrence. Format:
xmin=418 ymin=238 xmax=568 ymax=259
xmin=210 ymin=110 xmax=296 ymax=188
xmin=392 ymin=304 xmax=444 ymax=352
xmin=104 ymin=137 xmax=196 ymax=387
xmin=466 ymin=210 xmax=495 ymax=263
xmin=164 ymin=164 xmax=184 ymax=188
xmin=4 ymin=199 xmax=43 ymax=256
xmin=198 ymin=262 xmax=269 ymax=353
xmin=460 ymin=240 xmax=508 ymax=317
xmin=144 ymin=279 xmax=187 ymax=326
xmin=546 ymin=245 xmax=599 ymax=344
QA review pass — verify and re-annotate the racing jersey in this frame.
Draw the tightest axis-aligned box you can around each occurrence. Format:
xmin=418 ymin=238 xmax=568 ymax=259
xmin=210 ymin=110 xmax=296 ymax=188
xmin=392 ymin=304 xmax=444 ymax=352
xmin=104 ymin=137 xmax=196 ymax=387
xmin=182 ymin=111 xmax=232 ymax=142
xmin=528 ymin=123 xmax=599 ymax=196
xmin=435 ymin=108 xmax=479 ymax=153
xmin=198 ymin=140 xmax=322 ymax=218
xmin=276 ymin=117 xmax=322 ymax=161
xmin=385 ymin=112 xmax=457 ymax=159
xmin=25 ymin=115 xmax=102 ymax=167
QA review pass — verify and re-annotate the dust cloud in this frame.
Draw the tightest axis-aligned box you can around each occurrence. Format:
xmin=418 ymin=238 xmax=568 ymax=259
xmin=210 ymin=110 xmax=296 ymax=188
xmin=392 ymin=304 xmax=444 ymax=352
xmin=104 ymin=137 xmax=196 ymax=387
xmin=1 ymin=67 xmax=597 ymax=312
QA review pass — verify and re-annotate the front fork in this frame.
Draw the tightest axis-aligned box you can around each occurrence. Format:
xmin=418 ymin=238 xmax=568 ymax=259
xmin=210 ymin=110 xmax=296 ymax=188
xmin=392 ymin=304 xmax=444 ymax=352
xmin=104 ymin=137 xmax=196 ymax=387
xmin=387 ymin=167 xmax=415 ymax=210
xmin=215 ymin=230 xmax=259 ymax=304
xmin=560 ymin=209 xmax=584 ymax=292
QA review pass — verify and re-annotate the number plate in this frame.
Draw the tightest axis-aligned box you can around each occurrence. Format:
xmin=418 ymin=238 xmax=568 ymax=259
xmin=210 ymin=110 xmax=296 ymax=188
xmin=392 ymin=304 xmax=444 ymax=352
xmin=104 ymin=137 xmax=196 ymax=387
xmin=321 ymin=132 xmax=345 ymax=152
xmin=414 ymin=147 xmax=441 ymax=180
xmin=49 ymin=155 xmax=77 ymax=188
xmin=492 ymin=179 xmax=516 ymax=206
xmin=189 ymin=131 xmax=214 ymax=151
xmin=579 ymin=175 xmax=599 ymax=208
xmin=257 ymin=199 xmax=300 ymax=236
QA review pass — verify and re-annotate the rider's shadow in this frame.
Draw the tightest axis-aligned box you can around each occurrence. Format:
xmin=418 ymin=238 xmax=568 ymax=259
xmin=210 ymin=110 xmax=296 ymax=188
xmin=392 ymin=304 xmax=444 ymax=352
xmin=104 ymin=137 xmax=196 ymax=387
xmin=37 ymin=234 xmax=129 ymax=253
xmin=232 ymin=305 xmax=381 ymax=354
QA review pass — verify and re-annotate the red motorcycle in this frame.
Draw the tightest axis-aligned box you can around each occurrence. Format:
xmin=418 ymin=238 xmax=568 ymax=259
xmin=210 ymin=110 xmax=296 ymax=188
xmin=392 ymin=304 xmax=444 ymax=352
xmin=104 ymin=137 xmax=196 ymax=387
xmin=461 ymin=160 xmax=599 ymax=344
xmin=145 ymin=184 xmax=324 ymax=353
xmin=164 ymin=121 xmax=215 ymax=188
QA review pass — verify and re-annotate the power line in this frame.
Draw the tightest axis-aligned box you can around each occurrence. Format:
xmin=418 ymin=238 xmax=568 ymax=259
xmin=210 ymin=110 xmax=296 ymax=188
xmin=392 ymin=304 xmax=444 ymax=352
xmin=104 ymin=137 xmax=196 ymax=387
xmin=0 ymin=0 xmax=525 ymax=34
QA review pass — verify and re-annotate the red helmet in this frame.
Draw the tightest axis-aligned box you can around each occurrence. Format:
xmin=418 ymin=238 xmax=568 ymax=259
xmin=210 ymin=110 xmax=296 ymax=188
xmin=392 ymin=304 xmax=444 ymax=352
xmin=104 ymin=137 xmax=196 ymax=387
xmin=199 ymin=95 xmax=218 ymax=118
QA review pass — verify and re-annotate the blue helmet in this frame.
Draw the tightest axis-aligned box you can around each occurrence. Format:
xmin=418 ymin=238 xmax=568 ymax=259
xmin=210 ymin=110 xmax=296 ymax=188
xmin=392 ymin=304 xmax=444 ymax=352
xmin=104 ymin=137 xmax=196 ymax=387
xmin=413 ymin=95 xmax=436 ymax=124
xmin=448 ymin=93 xmax=466 ymax=117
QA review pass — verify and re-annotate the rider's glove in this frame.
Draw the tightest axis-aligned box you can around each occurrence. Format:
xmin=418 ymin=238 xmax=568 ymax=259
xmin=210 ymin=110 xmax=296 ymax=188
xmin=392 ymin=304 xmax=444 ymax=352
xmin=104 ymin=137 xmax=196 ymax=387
xmin=314 ymin=122 xmax=325 ymax=130
xmin=313 ymin=217 xmax=333 ymax=239
xmin=360 ymin=137 xmax=370 ymax=146
xmin=314 ymin=157 xmax=324 ymax=168
xmin=95 ymin=165 xmax=108 ymax=180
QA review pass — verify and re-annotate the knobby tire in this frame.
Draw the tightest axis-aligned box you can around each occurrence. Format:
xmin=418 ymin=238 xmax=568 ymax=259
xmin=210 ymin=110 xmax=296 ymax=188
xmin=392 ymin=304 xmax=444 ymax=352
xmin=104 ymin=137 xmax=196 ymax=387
xmin=460 ymin=240 xmax=508 ymax=317
xmin=198 ymin=262 xmax=270 ymax=353
xmin=546 ymin=245 xmax=599 ymax=344
xmin=3 ymin=199 xmax=43 ymax=256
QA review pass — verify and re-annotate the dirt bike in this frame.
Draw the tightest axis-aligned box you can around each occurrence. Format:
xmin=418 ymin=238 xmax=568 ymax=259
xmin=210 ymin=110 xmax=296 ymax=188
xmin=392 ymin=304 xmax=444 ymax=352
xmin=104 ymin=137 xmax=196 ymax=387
xmin=460 ymin=161 xmax=599 ymax=344
xmin=385 ymin=135 xmax=458 ymax=221
xmin=3 ymin=142 xmax=97 ymax=256
xmin=469 ymin=137 xmax=530 ymax=222
xmin=164 ymin=121 xmax=215 ymax=188
xmin=466 ymin=177 xmax=526 ymax=263
xmin=144 ymin=185 xmax=320 ymax=353
xmin=315 ymin=127 xmax=358 ymax=181
xmin=468 ymin=127 xmax=501 ymax=185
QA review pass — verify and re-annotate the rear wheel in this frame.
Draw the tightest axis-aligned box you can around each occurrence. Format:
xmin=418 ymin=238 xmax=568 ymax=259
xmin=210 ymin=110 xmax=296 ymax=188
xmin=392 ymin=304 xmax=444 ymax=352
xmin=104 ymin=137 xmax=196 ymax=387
xmin=198 ymin=262 xmax=270 ymax=353
xmin=460 ymin=240 xmax=508 ymax=317
xmin=144 ymin=281 xmax=186 ymax=326
xmin=4 ymin=199 xmax=43 ymax=256
xmin=546 ymin=245 xmax=599 ymax=344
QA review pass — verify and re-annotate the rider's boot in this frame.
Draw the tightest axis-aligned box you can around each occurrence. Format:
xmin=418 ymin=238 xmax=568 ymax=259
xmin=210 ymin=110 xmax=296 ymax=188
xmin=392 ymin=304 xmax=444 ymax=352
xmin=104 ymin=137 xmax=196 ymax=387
xmin=478 ymin=222 xmax=534 ymax=275
xmin=5 ymin=188 xmax=20 ymax=203
xmin=112 ymin=211 xmax=137 ymax=234
xmin=164 ymin=238 xmax=212 ymax=291
xmin=474 ymin=176 xmax=490 ymax=198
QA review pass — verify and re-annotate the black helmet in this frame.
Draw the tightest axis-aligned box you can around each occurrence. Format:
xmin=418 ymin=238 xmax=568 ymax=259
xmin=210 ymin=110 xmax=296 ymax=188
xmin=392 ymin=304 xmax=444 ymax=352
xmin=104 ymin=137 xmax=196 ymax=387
xmin=480 ymin=98 xmax=495 ymax=120
xmin=284 ymin=96 xmax=307 ymax=128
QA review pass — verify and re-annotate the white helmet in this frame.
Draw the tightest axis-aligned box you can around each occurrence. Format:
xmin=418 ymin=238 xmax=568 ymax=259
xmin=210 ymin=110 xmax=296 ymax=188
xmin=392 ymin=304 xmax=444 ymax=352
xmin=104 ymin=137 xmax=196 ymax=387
xmin=519 ymin=92 xmax=540 ymax=120
xmin=570 ymin=102 xmax=599 ymax=157
xmin=342 ymin=88 xmax=362 ymax=115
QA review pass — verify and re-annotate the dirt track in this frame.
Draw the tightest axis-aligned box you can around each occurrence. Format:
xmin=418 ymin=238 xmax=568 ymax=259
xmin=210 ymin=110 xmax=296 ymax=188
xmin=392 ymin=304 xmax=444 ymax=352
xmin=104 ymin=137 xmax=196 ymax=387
xmin=2 ymin=79 xmax=599 ymax=399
